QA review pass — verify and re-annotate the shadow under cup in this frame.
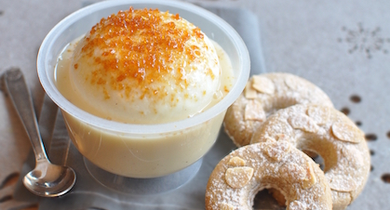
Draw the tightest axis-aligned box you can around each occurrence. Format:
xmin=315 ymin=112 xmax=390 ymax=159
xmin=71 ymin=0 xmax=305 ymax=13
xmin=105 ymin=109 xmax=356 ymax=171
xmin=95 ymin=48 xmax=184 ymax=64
xmin=37 ymin=0 xmax=250 ymax=180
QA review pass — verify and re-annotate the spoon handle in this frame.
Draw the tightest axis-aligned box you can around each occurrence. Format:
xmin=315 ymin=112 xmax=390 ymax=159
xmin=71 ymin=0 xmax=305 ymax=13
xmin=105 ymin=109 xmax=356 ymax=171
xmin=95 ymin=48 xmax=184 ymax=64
xmin=4 ymin=68 xmax=49 ymax=162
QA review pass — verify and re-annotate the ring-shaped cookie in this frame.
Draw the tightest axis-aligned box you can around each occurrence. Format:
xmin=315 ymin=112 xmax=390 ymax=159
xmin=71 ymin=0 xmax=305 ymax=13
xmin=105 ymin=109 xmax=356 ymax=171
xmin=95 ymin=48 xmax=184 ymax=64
xmin=205 ymin=141 xmax=332 ymax=210
xmin=250 ymin=104 xmax=370 ymax=210
xmin=223 ymin=73 xmax=333 ymax=147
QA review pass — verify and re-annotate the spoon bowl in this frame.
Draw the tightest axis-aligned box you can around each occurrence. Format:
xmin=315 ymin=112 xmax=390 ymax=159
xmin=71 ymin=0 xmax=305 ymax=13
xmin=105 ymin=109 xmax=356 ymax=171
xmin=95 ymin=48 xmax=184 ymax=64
xmin=3 ymin=68 xmax=76 ymax=197
xmin=23 ymin=160 xmax=76 ymax=197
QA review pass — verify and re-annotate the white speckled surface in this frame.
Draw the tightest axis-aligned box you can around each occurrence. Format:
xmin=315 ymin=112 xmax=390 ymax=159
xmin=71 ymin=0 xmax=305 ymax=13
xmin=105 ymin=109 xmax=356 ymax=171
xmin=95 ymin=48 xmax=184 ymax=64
xmin=1 ymin=0 xmax=389 ymax=209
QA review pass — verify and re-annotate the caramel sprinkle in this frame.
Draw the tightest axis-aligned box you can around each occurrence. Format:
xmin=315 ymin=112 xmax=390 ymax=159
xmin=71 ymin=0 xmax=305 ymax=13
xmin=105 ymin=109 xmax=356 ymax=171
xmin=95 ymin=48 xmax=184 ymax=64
xmin=75 ymin=7 xmax=213 ymax=101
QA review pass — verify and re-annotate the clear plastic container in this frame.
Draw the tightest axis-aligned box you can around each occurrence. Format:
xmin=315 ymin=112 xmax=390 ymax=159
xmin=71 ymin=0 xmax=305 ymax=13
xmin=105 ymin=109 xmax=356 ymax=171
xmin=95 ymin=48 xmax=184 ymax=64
xmin=37 ymin=0 xmax=250 ymax=178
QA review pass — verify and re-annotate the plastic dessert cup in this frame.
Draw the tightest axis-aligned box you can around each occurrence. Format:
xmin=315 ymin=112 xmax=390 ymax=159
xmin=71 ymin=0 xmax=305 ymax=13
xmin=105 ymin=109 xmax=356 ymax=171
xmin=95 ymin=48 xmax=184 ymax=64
xmin=37 ymin=0 xmax=250 ymax=179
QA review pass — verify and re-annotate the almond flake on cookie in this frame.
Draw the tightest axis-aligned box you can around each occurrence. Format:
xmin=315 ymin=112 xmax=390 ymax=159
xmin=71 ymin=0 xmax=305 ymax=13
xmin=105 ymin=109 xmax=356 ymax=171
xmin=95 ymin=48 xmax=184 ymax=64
xmin=225 ymin=167 xmax=254 ymax=189
xmin=251 ymin=75 xmax=275 ymax=95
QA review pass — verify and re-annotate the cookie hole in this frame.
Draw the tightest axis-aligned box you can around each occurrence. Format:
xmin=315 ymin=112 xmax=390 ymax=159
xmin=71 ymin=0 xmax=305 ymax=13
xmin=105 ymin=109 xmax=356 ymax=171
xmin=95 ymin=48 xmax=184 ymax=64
xmin=253 ymin=188 xmax=286 ymax=209
xmin=350 ymin=95 xmax=361 ymax=103
xmin=365 ymin=133 xmax=378 ymax=141
xmin=340 ymin=107 xmax=350 ymax=115
xmin=304 ymin=151 xmax=325 ymax=171
xmin=0 ymin=11 xmax=3 ymax=16
xmin=355 ymin=121 xmax=362 ymax=126
xmin=311 ymin=154 xmax=325 ymax=171
xmin=387 ymin=131 xmax=390 ymax=139
xmin=382 ymin=174 xmax=390 ymax=183
xmin=371 ymin=165 xmax=374 ymax=171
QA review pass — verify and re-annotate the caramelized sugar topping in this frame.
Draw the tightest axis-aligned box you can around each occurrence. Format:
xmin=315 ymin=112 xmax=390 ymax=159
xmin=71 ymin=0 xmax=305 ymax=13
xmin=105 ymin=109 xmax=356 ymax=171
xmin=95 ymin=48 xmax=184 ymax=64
xmin=74 ymin=7 xmax=215 ymax=101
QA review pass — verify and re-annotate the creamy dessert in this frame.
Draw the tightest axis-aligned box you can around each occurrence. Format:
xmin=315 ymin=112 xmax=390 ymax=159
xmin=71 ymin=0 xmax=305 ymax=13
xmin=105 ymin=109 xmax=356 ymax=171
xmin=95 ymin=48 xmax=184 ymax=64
xmin=54 ymin=8 xmax=235 ymax=177
xmin=56 ymin=8 xmax=231 ymax=124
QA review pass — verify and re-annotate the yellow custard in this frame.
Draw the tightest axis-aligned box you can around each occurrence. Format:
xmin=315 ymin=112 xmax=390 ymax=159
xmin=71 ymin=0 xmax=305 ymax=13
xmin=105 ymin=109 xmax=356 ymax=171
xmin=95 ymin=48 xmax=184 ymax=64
xmin=53 ymin=8 xmax=234 ymax=177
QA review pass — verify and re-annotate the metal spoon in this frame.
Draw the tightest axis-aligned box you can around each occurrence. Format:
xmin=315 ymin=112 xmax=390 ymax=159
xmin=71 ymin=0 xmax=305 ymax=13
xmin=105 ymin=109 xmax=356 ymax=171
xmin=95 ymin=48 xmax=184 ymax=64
xmin=3 ymin=68 xmax=76 ymax=197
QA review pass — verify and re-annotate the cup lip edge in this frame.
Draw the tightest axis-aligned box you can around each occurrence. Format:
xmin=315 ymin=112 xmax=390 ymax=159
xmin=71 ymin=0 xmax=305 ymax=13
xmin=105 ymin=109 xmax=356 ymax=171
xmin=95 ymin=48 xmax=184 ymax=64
xmin=37 ymin=0 xmax=250 ymax=135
